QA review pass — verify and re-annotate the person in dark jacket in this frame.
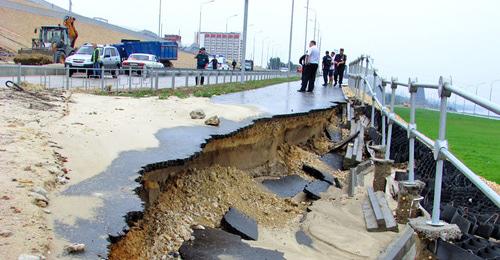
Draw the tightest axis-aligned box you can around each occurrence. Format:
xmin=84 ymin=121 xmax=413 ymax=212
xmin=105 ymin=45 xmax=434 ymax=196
xmin=211 ymin=57 xmax=218 ymax=70
xmin=195 ymin=47 xmax=209 ymax=85
xmin=322 ymin=51 xmax=332 ymax=86
xmin=333 ymin=48 xmax=347 ymax=87
xmin=299 ymin=54 xmax=306 ymax=81
xmin=231 ymin=60 xmax=237 ymax=70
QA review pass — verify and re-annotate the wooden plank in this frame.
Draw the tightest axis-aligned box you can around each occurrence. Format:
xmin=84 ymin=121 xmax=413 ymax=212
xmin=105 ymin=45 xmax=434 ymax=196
xmin=367 ymin=187 xmax=384 ymax=226
xmin=362 ymin=200 xmax=379 ymax=232
xmin=376 ymin=191 xmax=398 ymax=231
xmin=352 ymin=123 xmax=361 ymax=156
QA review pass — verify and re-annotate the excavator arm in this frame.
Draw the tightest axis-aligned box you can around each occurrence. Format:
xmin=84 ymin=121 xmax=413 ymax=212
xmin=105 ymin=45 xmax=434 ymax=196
xmin=64 ymin=16 xmax=78 ymax=48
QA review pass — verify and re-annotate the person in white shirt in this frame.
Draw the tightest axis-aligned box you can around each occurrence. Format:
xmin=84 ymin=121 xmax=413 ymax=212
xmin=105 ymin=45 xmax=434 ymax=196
xmin=298 ymin=40 xmax=320 ymax=92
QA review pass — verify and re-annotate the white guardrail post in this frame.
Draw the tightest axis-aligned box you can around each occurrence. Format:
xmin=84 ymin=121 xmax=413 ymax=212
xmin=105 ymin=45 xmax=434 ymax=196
xmin=384 ymin=78 xmax=397 ymax=160
xmin=428 ymin=76 xmax=452 ymax=226
xmin=407 ymin=78 xmax=418 ymax=183
xmin=381 ymin=80 xmax=387 ymax=146
xmin=370 ymin=69 xmax=377 ymax=128
xmin=362 ymin=56 xmax=369 ymax=106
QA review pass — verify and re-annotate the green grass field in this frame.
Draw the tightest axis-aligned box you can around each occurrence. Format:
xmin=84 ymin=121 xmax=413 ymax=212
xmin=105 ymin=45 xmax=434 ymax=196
xmin=395 ymin=107 xmax=500 ymax=183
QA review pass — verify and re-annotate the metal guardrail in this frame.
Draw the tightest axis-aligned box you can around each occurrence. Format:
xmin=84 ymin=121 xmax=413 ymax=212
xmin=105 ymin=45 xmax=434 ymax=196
xmin=347 ymin=55 xmax=500 ymax=227
xmin=0 ymin=64 xmax=292 ymax=91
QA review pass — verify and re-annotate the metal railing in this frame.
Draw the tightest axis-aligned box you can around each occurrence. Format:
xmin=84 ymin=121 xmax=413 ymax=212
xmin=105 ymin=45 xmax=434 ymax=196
xmin=347 ymin=55 xmax=500 ymax=226
xmin=0 ymin=64 xmax=293 ymax=91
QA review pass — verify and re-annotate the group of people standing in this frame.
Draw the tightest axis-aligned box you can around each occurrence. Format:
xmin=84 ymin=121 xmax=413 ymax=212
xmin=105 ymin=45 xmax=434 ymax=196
xmin=299 ymin=40 xmax=347 ymax=92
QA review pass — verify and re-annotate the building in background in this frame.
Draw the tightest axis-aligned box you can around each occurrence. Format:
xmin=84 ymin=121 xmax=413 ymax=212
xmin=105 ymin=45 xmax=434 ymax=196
xmin=198 ymin=32 xmax=242 ymax=63
xmin=163 ymin=34 xmax=182 ymax=46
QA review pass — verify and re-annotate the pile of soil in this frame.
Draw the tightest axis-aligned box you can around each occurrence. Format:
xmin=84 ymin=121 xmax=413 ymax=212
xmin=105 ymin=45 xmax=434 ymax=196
xmin=110 ymin=165 xmax=307 ymax=260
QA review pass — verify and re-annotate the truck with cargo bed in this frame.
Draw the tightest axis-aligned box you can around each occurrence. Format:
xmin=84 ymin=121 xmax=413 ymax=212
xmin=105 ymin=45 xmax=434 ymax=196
xmin=112 ymin=40 xmax=178 ymax=67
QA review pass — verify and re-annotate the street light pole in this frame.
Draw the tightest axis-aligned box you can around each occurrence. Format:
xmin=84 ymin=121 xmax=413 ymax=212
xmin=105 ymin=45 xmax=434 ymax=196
xmin=287 ymin=0 xmax=295 ymax=76
xmin=225 ymin=14 xmax=238 ymax=62
xmin=313 ymin=11 xmax=317 ymax=40
xmin=473 ymin=82 xmax=486 ymax=115
xmin=69 ymin=0 xmax=72 ymax=13
xmin=198 ymin=0 xmax=215 ymax=46
xmin=240 ymin=0 xmax=249 ymax=83
xmin=158 ymin=0 xmax=162 ymax=37
xmin=261 ymin=37 xmax=269 ymax=68
xmin=304 ymin=0 xmax=309 ymax=54
xmin=489 ymin=80 xmax=500 ymax=117
xmin=252 ymin=29 xmax=262 ymax=61
xmin=225 ymin=14 xmax=238 ymax=32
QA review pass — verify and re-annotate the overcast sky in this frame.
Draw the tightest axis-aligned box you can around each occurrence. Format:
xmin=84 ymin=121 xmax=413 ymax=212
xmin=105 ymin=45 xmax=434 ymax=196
xmin=45 ymin=0 xmax=500 ymax=98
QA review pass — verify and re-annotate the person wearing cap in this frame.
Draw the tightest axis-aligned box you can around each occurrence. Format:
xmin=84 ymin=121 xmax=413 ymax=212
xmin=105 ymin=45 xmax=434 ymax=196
xmin=195 ymin=47 xmax=209 ymax=85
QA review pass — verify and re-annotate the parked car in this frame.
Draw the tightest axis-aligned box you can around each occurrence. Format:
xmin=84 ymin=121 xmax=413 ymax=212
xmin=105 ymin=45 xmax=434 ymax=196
xmin=64 ymin=44 xmax=121 ymax=78
xmin=219 ymin=63 xmax=230 ymax=70
xmin=122 ymin=53 xmax=164 ymax=75
xmin=279 ymin=67 xmax=289 ymax=72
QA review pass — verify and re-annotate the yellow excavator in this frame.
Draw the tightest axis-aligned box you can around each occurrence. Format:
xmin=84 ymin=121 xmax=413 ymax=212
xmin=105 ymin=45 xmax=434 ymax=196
xmin=18 ymin=16 xmax=79 ymax=63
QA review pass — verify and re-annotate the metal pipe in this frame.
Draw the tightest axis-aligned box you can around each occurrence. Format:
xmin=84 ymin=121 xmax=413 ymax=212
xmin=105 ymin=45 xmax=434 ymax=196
xmin=446 ymin=83 xmax=498 ymax=115
xmin=362 ymin=57 xmax=369 ymax=106
xmin=303 ymin=0 xmax=309 ymax=54
xmin=385 ymin=81 xmax=397 ymax=160
xmin=430 ymin=90 xmax=449 ymax=226
xmin=408 ymin=80 xmax=417 ymax=183
xmin=371 ymin=70 xmax=377 ymax=127
xmin=287 ymin=0 xmax=295 ymax=77
xmin=381 ymin=82 xmax=387 ymax=146
xmin=240 ymin=0 xmax=248 ymax=83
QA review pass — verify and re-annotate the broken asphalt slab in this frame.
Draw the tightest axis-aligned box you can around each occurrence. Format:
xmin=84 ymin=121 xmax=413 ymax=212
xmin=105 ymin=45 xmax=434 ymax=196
xmin=304 ymin=180 xmax=331 ymax=200
xmin=179 ymin=228 xmax=284 ymax=260
xmin=261 ymin=175 xmax=309 ymax=198
xmin=302 ymin=163 xmax=342 ymax=188
xmin=221 ymin=207 xmax=259 ymax=241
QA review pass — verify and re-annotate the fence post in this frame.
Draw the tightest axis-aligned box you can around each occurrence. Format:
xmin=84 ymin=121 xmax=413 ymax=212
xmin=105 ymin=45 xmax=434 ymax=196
xmin=128 ymin=67 xmax=132 ymax=92
xmin=155 ymin=71 xmax=159 ymax=90
xmin=384 ymin=77 xmax=397 ymax=160
xmin=381 ymin=80 xmax=387 ymax=146
xmin=356 ymin=56 xmax=364 ymax=99
xmin=408 ymin=79 xmax=418 ymax=183
xmin=65 ymin=66 xmax=70 ymax=90
xmin=216 ymin=71 xmax=219 ymax=84
xmin=185 ymin=72 xmax=189 ymax=87
xmin=207 ymin=72 xmax=211 ymax=85
xmin=362 ymin=57 xmax=369 ymax=106
xmin=17 ymin=64 xmax=21 ymax=85
xmin=171 ymin=72 xmax=175 ymax=89
xmin=230 ymin=71 xmax=233 ymax=83
xmin=370 ymin=70 xmax=377 ymax=128
xmin=100 ymin=67 xmax=104 ymax=91
xmin=429 ymin=77 xmax=451 ymax=227
xmin=43 ymin=69 xmax=47 ymax=88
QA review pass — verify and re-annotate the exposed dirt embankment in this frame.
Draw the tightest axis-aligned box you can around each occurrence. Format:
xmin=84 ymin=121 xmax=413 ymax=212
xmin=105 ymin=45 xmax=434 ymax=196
xmin=109 ymin=108 xmax=341 ymax=260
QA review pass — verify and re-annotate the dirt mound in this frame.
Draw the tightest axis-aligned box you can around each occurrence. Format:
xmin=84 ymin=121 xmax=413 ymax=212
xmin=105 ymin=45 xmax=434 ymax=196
xmin=109 ymin=165 xmax=306 ymax=260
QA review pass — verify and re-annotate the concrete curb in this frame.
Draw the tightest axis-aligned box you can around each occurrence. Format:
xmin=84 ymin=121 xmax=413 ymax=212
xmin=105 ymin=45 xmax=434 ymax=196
xmin=377 ymin=225 xmax=416 ymax=260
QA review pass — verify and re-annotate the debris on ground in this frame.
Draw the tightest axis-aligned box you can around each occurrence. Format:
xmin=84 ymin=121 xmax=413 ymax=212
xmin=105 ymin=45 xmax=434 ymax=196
xmin=65 ymin=243 xmax=86 ymax=254
xmin=190 ymin=109 xmax=206 ymax=119
xmin=204 ymin=115 xmax=220 ymax=126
